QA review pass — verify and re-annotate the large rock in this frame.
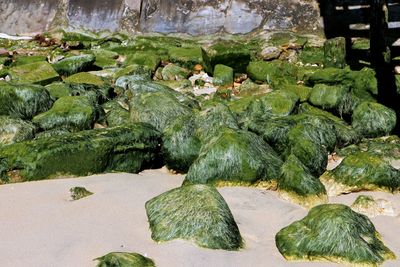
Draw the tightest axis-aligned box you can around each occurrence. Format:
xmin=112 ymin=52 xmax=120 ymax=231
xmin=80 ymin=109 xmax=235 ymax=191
xmin=145 ymin=184 xmax=243 ymax=250
xmin=276 ymin=204 xmax=395 ymax=266
xmin=95 ymin=252 xmax=155 ymax=267
xmin=0 ymin=116 xmax=36 ymax=145
xmin=8 ymin=61 xmax=60 ymax=86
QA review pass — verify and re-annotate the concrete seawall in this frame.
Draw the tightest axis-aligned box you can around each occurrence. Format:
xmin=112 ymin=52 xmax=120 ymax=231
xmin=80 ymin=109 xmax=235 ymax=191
xmin=0 ymin=0 xmax=322 ymax=35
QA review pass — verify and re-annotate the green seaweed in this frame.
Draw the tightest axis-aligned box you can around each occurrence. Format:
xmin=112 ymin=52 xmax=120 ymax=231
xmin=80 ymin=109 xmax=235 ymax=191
xmin=161 ymin=64 xmax=191 ymax=81
xmin=184 ymin=128 xmax=283 ymax=185
xmin=95 ymin=252 xmax=155 ymax=267
xmin=52 ymin=54 xmax=96 ymax=76
xmin=213 ymin=64 xmax=233 ymax=87
xmin=8 ymin=61 xmax=60 ymax=85
xmin=276 ymin=204 xmax=395 ymax=265
xmin=102 ymin=100 xmax=130 ymax=127
xmin=0 ymin=123 xmax=160 ymax=182
xmin=0 ymin=116 xmax=36 ymax=145
xmin=145 ymin=184 xmax=243 ymax=250
xmin=70 ymin=186 xmax=93 ymax=200
xmin=309 ymin=84 xmax=348 ymax=110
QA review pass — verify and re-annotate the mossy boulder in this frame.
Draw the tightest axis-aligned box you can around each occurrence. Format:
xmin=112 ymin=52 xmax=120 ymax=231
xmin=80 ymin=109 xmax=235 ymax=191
xmin=64 ymin=72 xmax=105 ymax=87
xmin=113 ymin=64 xmax=152 ymax=80
xmin=324 ymin=37 xmax=346 ymax=69
xmin=92 ymin=49 xmax=119 ymax=69
xmin=281 ymin=84 xmax=312 ymax=102
xmin=161 ymin=64 xmax=191 ymax=81
xmin=168 ymin=46 xmax=203 ymax=69
xmin=124 ymin=53 xmax=160 ymax=72
xmin=246 ymin=60 xmax=298 ymax=85
xmin=52 ymin=54 xmax=96 ymax=76
xmin=0 ymin=83 xmax=53 ymax=119
xmin=45 ymin=82 xmax=73 ymax=100
xmin=309 ymin=84 xmax=348 ymax=110
xmin=306 ymin=68 xmax=349 ymax=86
xmin=352 ymin=102 xmax=397 ymax=138
xmin=145 ymin=184 xmax=243 ymax=250
xmin=351 ymin=195 xmax=396 ymax=218
xmin=0 ymin=123 xmax=161 ymax=182
xmin=202 ymin=41 xmax=250 ymax=74
xmin=244 ymin=90 xmax=299 ymax=122
xmin=321 ymin=152 xmax=400 ymax=195
xmin=102 ymin=100 xmax=130 ymax=127
xmin=235 ymin=79 xmax=270 ymax=97
xmin=162 ymin=114 xmax=201 ymax=173
xmin=8 ymin=61 xmax=60 ymax=85
xmin=95 ymin=252 xmax=155 ymax=267
xmin=70 ymin=186 xmax=93 ymax=201
xmin=0 ymin=116 xmax=36 ymax=145
xmin=130 ymin=92 xmax=192 ymax=132
xmin=213 ymin=64 xmax=233 ymax=87
xmin=185 ymin=128 xmax=283 ymax=186
xmin=276 ymin=204 xmax=395 ymax=265
xmin=279 ymin=154 xmax=327 ymax=208
xmin=32 ymin=96 xmax=99 ymax=131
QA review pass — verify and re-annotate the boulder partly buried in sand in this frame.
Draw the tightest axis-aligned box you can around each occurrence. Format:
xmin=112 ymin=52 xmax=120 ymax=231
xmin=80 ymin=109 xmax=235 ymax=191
xmin=95 ymin=252 xmax=155 ymax=267
xmin=276 ymin=204 xmax=395 ymax=266
xmin=145 ymin=184 xmax=243 ymax=250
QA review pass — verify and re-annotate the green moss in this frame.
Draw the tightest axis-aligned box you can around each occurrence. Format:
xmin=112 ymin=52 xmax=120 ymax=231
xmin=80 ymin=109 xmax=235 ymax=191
xmin=92 ymin=49 xmax=119 ymax=69
xmin=298 ymin=46 xmax=324 ymax=65
xmin=202 ymin=41 xmax=250 ymax=74
xmin=161 ymin=64 xmax=191 ymax=81
xmin=0 ymin=123 xmax=160 ymax=182
xmin=9 ymin=61 xmax=60 ymax=85
xmin=64 ymin=72 xmax=105 ymax=87
xmin=309 ymin=84 xmax=348 ymax=110
xmin=268 ymin=32 xmax=307 ymax=47
xmin=185 ymin=128 xmax=283 ymax=185
xmin=281 ymin=84 xmax=312 ymax=102
xmin=306 ymin=68 xmax=349 ymax=86
xmin=113 ymin=64 xmax=152 ymax=80
xmin=70 ymin=186 xmax=93 ymax=200
xmin=11 ymin=55 xmax=47 ymax=67
xmin=0 ymin=83 xmax=53 ymax=119
xmin=323 ymin=37 xmax=346 ymax=69
xmin=352 ymin=38 xmax=370 ymax=50
xmin=246 ymin=60 xmax=298 ymax=85
xmin=145 ymin=184 xmax=243 ymax=250
xmin=276 ymin=204 xmax=395 ymax=265
xmin=323 ymin=152 xmax=400 ymax=193
xmin=102 ymin=100 xmax=130 ymax=127
xmin=168 ymin=46 xmax=203 ymax=69
xmin=346 ymin=68 xmax=378 ymax=101
xmin=52 ymin=54 xmax=96 ymax=76
xmin=235 ymin=79 xmax=270 ymax=97
xmin=45 ymin=82 xmax=73 ymax=100
xmin=244 ymin=90 xmax=299 ymax=122
xmin=162 ymin=114 xmax=201 ymax=173
xmin=0 ymin=116 xmax=36 ymax=145
xmin=352 ymin=102 xmax=397 ymax=138
xmin=195 ymin=103 xmax=239 ymax=143
xmin=32 ymin=96 xmax=98 ymax=131
xmin=124 ymin=53 xmax=160 ymax=72
xmin=213 ymin=64 xmax=233 ymax=87
xmin=34 ymin=128 xmax=71 ymax=140
xmin=155 ymin=79 xmax=193 ymax=93
xmin=130 ymin=92 xmax=192 ymax=132
xmin=95 ymin=252 xmax=155 ymax=267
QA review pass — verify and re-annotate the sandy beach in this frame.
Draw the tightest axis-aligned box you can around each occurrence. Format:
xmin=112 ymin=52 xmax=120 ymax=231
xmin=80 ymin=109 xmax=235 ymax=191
xmin=0 ymin=169 xmax=398 ymax=267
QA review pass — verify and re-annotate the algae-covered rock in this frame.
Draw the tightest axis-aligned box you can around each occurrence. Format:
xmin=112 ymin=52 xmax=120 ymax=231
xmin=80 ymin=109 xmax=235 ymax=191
xmin=161 ymin=63 xmax=191 ymax=81
xmin=70 ymin=186 xmax=93 ymax=201
xmin=276 ymin=204 xmax=395 ymax=265
xmin=124 ymin=53 xmax=160 ymax=72
xmin=0 ymin=83 xmax=53 ymax=119
xmin=321 ymin=152 xmax=400 ymax=195
xmin=281 ymin=84 xmax=312 ymax=102
xmin=95 ymin=252 xmax=155 ymax=267
xmin=168 ymin=46 xmax=203 ymax=69
xmin=194 ymin=103 xmax=239 ymax=143
xmin=235 ymin=79 xmax=271 ymax=97
xmin=244 ymin=90 xmax=299 ymax=122
xmin=45 ymin=82 xmax=73 ymax=100
xmin=102 ymin=100 xmax=130 ymax=127
xmin=306 ymin=68 xmax=349 ymax=86
xmin=0 ymin=116 xmax=36 ymax=145
xmin=279 ymin=154 xmax=327 ymax=208
xmin=8 ymin=61 xmax=60 ymax=85
xmin=113 ymin=64 xmax=152 ymax=80
xmin=64 ymin=72 xmax=105 ymax=87
xmin=185 ymin=128 xmax=283 ymax=186
xmin=92 ymin=49 xmax=119 ymax=69
xmin=246 ymin=60 xmax=298 ymax=85
xmin=0 ymin=123 xmax=161 ymax=182
xmin=324 ymin=37 xmax=346 ymax=69
xmin=32 ymin=96 xmax=98 ymax=131
xmin=352 ymin=102 xmax=397 ymax=138
xmin=145 ymin=184 xmax=243 ymax=250
xmin=213 ymin=64 xmax=233 ymax=87
xmin=162 ymin=114 xmax=201 ymax=173
xmin=130 ymin=92 xmax=192 ymax=132
xmin=52 ymin=54 xmax=96 ymax=76
xmin=351 ymin=195 xmax=396 ymax=218
xmin=309 ymin=84 xmax=348 ymax=110
xmin=202 ymin=41 xmax=250 ymax=74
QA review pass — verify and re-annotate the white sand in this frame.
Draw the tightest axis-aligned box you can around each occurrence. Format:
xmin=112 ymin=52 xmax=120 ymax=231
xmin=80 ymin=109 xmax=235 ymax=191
xmin=0 ymin=169 xmax=399 ymax=267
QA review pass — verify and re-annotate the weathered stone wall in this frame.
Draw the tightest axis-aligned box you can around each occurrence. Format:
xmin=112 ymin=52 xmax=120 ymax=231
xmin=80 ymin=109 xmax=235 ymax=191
xmin=0 ymin=0 xmax=322 ymax=35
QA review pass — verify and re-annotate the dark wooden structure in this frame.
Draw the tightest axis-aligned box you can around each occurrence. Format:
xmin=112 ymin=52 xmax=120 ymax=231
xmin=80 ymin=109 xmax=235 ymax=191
xmin=318 ymin=0 xmax=400 ymax=132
